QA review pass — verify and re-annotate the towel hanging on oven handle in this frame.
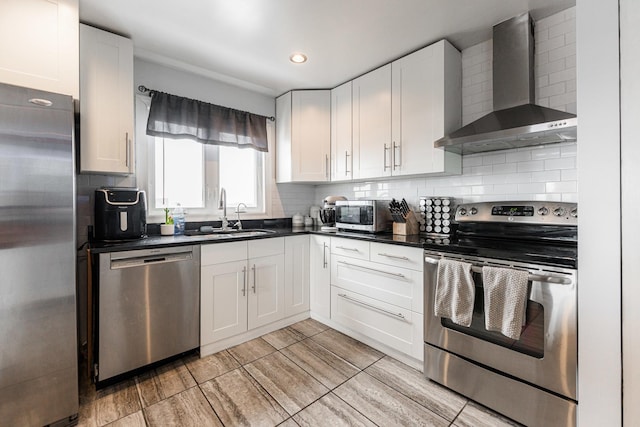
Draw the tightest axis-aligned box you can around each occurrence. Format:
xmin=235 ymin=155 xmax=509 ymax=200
xmin=424 ymin=255 xmax=572 ymax=285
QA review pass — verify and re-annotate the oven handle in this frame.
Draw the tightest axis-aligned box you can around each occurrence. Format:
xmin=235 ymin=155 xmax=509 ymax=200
xmin=424 ymin=255 xmax=573 ymax=285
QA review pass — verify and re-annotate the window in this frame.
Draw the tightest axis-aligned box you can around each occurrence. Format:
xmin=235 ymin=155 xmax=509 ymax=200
xmin=135 ymin=96 xmax=270 ymax=222
xmin=154 ymin=138 xmax=204 ymax=209
xmin=149 ymin=139 xmax=265 ymax=217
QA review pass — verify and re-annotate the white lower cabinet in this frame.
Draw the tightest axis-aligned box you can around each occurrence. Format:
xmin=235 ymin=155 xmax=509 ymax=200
xmin=310 ymin=235 xmax=331 ymax=319
xmin=247 ymin=254 xmax=285 ymax=329
xmin=284 ymin=235 xmax=310 ymax=317
xmin=201 ymin=260 xmax=248 ymax=343
xmin=200 ymin=238 xmax=285 ymax=347
xmin=328 ymin=238 xmax=424 ymax=362
xmin=331 ymin=286 xmax=423 ymax=360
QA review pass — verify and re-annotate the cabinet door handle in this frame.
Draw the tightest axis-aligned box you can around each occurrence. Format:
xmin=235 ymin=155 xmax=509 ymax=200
xmin=383 ymin=144 xmax=390 ymax=170
xmin=125 ymin=132 xmax=130 ymax=167
xmin=251 ymin=264 xmax=257 ymax=293
xmin=323 ymin=243 xmax=328 ymax=268
xmin=241 ymin=266 xmax=247 ymax=296
xmin=393 ymin=141 xmax=401 ymax=169
xmin=337 ymin=260 xmax=406 ymax=278
xmin=377 ymin=252 xmax=409 ymax=261
xmin=335 ymin=246 xmax=359 ymax=252
xmin=325 ymin=154 xmax=329 ymax=180
xmin=345 ymin=151 xmax=350 ymax=175
xmin=338 ymin=293 xmax=406 ymax=320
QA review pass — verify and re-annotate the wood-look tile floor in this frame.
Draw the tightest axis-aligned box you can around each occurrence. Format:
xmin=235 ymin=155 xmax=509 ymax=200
xmin=78 ymin=319 xmax=522 ymax=427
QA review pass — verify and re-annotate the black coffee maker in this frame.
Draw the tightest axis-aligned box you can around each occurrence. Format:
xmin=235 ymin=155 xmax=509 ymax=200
xmin=319 ymin=196 xmax=347 ymax=231
xmin=94 ymin=188 xmax=147 ymax=241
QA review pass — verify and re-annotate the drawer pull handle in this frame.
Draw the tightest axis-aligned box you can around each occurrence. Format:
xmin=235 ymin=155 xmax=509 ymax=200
xmin=337 ymin=260 xmax=406 ymax=278
xmin=338 ymin=293 xmax=406 ymax=320
xmin=378 ymin=253 xmax=409 ymax=261
xmin=336 ymin=246 xmax=359 ymax=252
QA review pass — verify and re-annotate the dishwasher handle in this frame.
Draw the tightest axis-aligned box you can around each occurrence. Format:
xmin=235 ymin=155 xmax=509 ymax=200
xmin=111 ymin=251 xmax=193 ymax=269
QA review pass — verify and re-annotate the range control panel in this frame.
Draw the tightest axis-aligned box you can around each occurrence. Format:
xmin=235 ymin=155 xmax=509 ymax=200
xmin=455 ymin=201 xmax=578 ymax=225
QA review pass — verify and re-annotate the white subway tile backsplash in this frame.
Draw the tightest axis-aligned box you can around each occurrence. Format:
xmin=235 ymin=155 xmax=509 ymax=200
xmin=536 ymin=35 xmax=566 ymax=54
xmin=470 ymin=165 xmax=494 ymax=176
xmin=532 ymin=170 xmax=562 ymax=182
xmin=518 ymin=182 xmax=546 ymax=193
xmin=545 ymin=157 xmax=576 ymax=170
xmin=462 ymin=155 xmax=484 ymax=167
xmin=538 ymin=82 xmax=566 ymax=98
xmin=562 ymin=169 xmax=578 ymax=181
xmin=530 ymin=146 xmax=561 ymax=160
xmin=491 ymin=163 xmax=518 ymax=174
xmin=505 ymin=150 xmax=532 ymax=163
xmin=561 ymin=142 xmax=577 ymax=155
xmin=482 ymin=153 xmax=506 ymax=165
xmin=546 ymin=181 xmax=577 ymax=193
xmin=538 ymin=58 xmax=566 ymax=78
xmin=517 ymin=160 xmax=545 ymax=173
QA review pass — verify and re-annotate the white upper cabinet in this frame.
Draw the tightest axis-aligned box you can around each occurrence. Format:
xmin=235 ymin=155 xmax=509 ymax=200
xmin=276 ymin=90 xmax=331 ymax=183
xmin=79 ymin=24 xmax=134 ymax=174
xmin=331 ymin=81 xmax=353 ymax=181
xmin=391 ymin=40 xmax=462 ymax=176
xmin=352 ymin=64 xmax=392 ymax=180
xmin=0 ymin=0 xmax=79 ymax=98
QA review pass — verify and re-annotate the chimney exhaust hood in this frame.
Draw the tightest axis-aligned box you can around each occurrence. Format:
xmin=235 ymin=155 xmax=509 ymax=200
xmin=435 ymin=13 xmax=577 ymax=155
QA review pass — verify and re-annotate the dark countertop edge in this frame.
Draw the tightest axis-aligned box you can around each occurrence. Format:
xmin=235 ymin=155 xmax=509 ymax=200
xmin=89 ymin=227 xmax=426 ymax=254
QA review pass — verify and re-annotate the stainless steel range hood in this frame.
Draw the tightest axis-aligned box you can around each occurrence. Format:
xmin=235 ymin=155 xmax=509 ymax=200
xmin=435 ymin=13 xmax=577 ymax=155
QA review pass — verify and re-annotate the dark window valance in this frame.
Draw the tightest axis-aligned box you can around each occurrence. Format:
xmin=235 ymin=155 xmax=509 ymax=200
xmin=146 ymin=91 xmax=269 ymax=152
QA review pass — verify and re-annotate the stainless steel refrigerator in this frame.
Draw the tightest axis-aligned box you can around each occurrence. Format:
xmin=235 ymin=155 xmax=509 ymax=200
xmin=0 ymin=83 xmax=78 ymax=425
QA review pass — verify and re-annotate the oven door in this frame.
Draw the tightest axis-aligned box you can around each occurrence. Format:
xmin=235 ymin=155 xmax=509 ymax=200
xmin=423 ymin=250 xmax=577 ymax=400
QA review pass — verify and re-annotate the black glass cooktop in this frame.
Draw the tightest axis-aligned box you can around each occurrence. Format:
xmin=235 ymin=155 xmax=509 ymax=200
xmin=423 ymin=223 xmax=577 ymax=269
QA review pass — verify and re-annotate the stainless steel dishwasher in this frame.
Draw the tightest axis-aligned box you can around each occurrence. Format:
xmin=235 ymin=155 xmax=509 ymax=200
xmin=95 ymin=245 xmax=200 ymax=385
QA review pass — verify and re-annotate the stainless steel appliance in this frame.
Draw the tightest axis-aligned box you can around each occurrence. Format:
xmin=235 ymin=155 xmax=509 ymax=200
xmin=423 ymin=201 xmax=578 ymax=427
xmin=94 ymin=188 xmax=147 ymax=241
xmin=319 ymin=195 xmax=347 ymax=232
xmin=435 ymin=13 xmax=577 ymax=154
xmin=0 ymin=83 xmax=78 ymax=425
xmin=335 ymin=199 xmax=392 ymax=233
xmin=95 ymin=246 xmax=200 ymax=385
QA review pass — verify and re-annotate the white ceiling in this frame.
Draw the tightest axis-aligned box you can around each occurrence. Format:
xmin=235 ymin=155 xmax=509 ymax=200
xmin=79 ymin=0 xmax=575 ymax=97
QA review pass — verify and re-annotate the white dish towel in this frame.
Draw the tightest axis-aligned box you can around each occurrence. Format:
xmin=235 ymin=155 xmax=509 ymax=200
xmin=434 ymin=259 xmax=475 ymax=327
xmin=482 ymin=266 xmax=530 ymax=340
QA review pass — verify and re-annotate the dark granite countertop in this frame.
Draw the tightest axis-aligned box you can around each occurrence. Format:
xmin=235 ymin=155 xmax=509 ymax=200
xmin=89 ymin=220 xmax=427 ymax=254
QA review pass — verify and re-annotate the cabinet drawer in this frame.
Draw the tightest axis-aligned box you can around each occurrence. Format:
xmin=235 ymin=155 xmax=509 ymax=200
xmin=331 ymin=237 xmax=369 ymax=260
xmin=331 ymin=286 xmax=423 ymax=360
xmin=201 ymin=241 xmax=247 ymax=265
xmin=370 ymin=243 xmax=423 ymax=271
xmin=248 ymin=237 xmax=285 ymax=259
xmin=332 ymin=255 xmax=423 ymax=313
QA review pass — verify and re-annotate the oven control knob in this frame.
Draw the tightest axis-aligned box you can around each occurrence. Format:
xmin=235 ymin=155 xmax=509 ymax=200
xmin=458 ymin=208 xmax=467 ymax=216
xmin=537 ymin=207 xmax=549 ymax=216
xmin=553 ymin=207 xmax=566 ymax=217
xmin=570 ymin=208 xmax=578 ymax=218
xmin=470 ymin=207 xmax=478 ymax=215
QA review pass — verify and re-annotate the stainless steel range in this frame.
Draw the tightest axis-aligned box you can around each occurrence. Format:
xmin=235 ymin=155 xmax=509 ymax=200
xmin=423 ymin=201 xmax=578 ymax=427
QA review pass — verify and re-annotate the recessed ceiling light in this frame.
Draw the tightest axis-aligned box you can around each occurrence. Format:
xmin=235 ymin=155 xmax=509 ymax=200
xmin=289 ymin=53 xmax=308 ymax=64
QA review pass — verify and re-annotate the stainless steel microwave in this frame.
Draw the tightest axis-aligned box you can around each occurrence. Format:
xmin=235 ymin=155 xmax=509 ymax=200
xmin=335 ymin=200 xmax=392 ymax=233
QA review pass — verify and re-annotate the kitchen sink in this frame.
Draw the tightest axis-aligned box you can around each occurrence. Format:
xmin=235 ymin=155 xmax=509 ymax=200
xmin=184 ymin=228 xmax=277 ymax=240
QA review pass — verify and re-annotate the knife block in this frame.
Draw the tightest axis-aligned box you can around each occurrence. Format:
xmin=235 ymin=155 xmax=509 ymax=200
xmin=392 ymin=210 xmax=420 ymax=235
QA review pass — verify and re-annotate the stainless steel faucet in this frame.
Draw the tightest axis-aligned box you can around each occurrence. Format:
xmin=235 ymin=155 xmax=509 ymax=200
xmin=235 ymin=203 xmax=247 ymax=230
xmin=219 ymin=187 xmax=229 ymax=230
